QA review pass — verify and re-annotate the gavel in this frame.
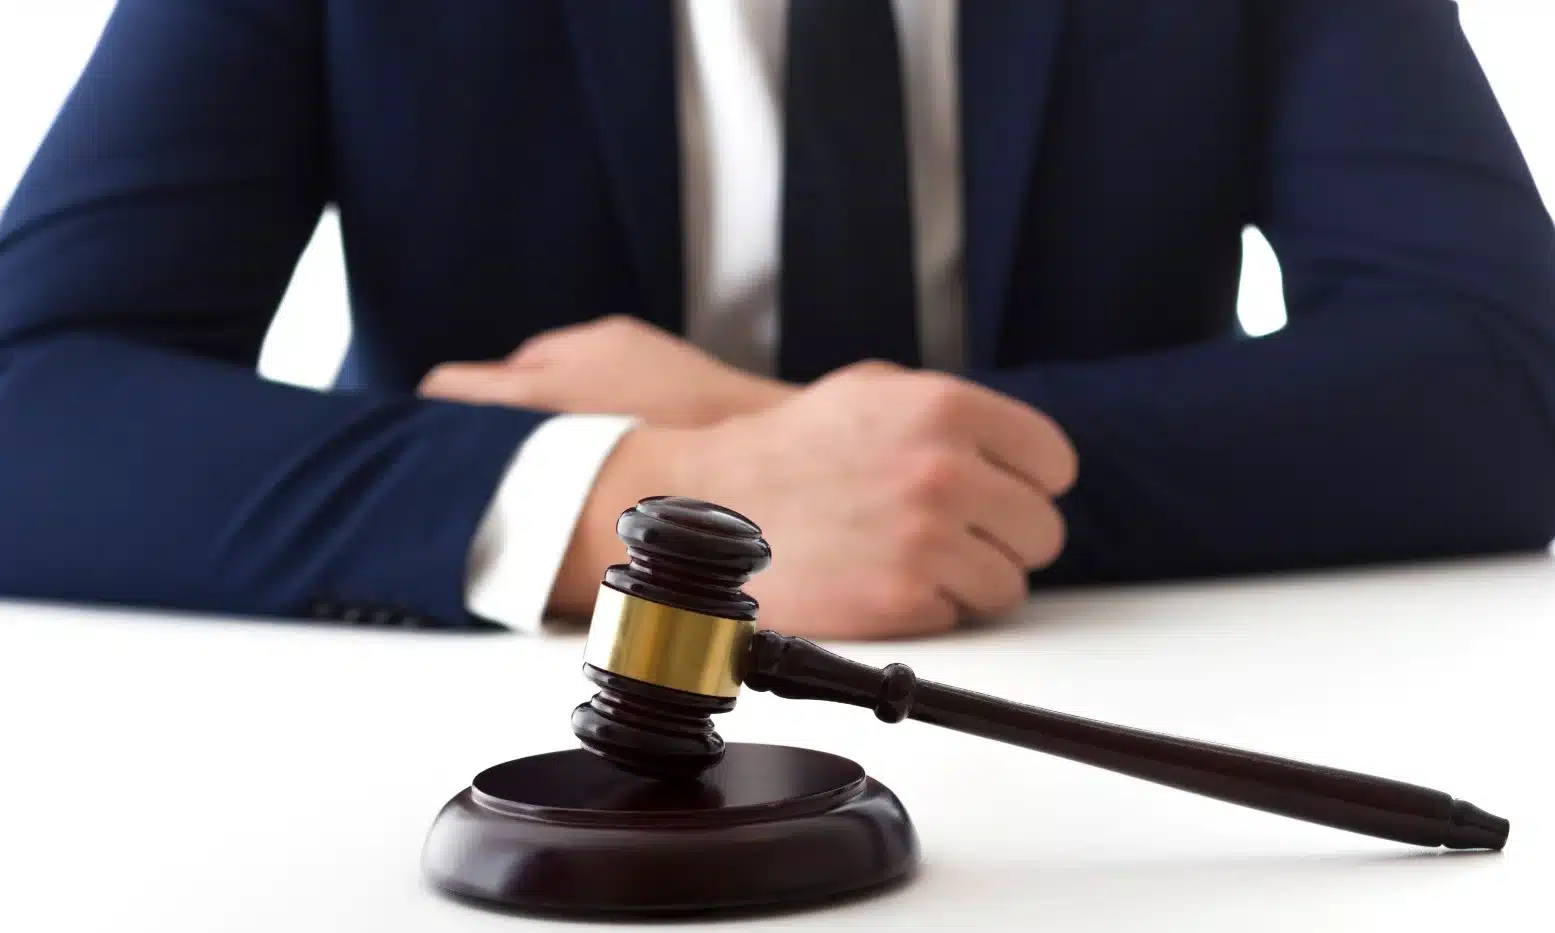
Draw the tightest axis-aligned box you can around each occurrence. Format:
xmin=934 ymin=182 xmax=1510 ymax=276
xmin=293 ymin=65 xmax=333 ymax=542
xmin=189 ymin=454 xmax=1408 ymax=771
xmin=573 ymin=495 xmax=1509 ymax=852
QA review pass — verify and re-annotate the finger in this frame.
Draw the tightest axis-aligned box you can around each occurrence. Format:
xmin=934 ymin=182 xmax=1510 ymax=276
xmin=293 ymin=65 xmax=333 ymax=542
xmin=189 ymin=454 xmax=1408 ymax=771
xmin=973 ymin=399 xmax=1076 ymax=495
xmin=856 ymin=595 xmax=959 ymax=640
xmin=419 ymin=362 xmax=526 ymax=405
xmin=920 ymin=378 xmax=1078 ymax=496
xmin=930 ymin=527 xmax=1029 ymax=618
xmin=950 ymin=455 xmax=1067 ymax=568
xmin=894 ymin=588 xmax=960 ymax=638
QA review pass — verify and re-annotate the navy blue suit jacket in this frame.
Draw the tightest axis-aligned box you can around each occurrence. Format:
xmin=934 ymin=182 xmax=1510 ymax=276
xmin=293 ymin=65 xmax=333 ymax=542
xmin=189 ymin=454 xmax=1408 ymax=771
xmin=2 ymin=0 xmax=1554 ymax=627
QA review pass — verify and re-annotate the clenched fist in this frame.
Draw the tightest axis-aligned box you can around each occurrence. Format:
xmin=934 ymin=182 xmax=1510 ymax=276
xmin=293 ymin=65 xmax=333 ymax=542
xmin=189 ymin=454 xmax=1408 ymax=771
xmin=562 ymin=361 xmax=1078 ymax=640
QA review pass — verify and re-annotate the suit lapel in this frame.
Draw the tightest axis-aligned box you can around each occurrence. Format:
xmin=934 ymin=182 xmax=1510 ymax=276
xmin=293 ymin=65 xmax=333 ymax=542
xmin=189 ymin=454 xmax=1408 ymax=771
xmin=563 ymin=0 xmax=684 ymax=333
xmin=960 ymin=0 xmax=1068 ymax=368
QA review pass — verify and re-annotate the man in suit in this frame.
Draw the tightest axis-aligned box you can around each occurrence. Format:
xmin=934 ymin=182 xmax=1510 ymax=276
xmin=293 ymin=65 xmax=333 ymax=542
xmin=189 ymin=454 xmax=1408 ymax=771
xmin=1 ymin=0 xmax=1552 ymax=640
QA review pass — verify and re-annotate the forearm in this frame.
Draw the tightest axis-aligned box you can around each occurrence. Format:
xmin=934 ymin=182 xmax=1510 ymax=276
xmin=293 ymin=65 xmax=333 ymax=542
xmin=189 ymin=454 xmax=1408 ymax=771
xmin=0 ymin=331 xmax=537 ymax=625
xmin=970 ymin=296 xmax=1555 ymax=585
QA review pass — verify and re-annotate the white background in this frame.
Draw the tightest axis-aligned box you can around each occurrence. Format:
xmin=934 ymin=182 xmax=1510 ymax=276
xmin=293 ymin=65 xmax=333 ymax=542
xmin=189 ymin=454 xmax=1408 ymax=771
xmin=0 ymin=0 xmax=1551 ymax=386
xmin=0 ymin=8 xmax=1551 ymax=929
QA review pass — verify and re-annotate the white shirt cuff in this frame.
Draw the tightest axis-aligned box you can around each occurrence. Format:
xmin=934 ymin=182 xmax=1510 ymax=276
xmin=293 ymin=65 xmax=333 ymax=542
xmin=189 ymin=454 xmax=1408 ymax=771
xmin=465 ymin=413 xmax=638 ymax=633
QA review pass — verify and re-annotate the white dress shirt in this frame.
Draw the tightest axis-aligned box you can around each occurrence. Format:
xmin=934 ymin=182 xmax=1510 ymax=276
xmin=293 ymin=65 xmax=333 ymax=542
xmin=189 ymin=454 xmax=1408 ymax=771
xmin=465 ymin=0 xmax=965 ymax=631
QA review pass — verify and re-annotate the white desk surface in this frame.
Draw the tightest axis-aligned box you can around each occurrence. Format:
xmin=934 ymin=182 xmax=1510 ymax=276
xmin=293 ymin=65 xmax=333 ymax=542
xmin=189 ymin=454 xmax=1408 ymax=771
xmin=2 ymin=555 xmax=1550 ymax=932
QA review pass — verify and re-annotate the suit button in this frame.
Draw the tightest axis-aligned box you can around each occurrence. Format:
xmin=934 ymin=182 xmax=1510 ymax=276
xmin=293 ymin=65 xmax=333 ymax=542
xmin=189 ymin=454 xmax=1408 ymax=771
xmin=312 ymin=601 xmax=337 ymax=619
xmin=369 ymin=609 xmax=395 ymax=625
xmin=341 ymin=606 xmax=364 ymax=624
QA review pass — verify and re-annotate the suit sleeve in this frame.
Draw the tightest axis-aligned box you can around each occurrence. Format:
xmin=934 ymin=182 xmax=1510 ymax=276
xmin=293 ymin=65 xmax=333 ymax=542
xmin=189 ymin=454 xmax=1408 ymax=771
xmin=0 ymin=0 xmax=543 ymax=625
xmin=466 ymin=414 xmax=637 ymax=632
xmin=972 ymin=0 xmax=1555 ymax=584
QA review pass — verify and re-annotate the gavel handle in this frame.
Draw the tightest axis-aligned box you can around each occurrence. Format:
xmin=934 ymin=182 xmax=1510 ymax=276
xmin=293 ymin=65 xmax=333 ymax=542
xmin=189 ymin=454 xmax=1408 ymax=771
xmin=741 ymin=631 xmax=1508 ymax=850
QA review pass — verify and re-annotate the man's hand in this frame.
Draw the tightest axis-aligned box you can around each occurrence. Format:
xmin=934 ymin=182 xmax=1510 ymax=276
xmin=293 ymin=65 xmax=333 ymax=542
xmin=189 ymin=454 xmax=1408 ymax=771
xmin=558 ymin=361 xmax=1078 ymax=639
xmin=419 ymin=315 xmax=793 ymax=426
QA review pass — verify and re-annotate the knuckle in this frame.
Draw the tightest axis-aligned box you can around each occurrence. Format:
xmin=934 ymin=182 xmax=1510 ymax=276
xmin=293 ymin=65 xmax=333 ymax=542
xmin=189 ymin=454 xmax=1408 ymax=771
xmin=901 ymin=448 xmax=964 ymax=505
xmin=575 ymin=314 xmax=638 ymax=344
xmin=845 ymin=358 xmax=902 ymax=377
xmin=824 ymin=359 xmax=899 ymax=390
xmin=595 ymin=313 xmax=636 ymax=330
xmin=912 ymin=377 xmax=968 ymax=429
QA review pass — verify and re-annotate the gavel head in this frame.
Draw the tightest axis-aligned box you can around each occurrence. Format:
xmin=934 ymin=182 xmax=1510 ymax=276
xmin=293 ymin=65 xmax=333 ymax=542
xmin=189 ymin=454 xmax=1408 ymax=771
xmin=570 ymin=496 xmax=773 ymax=780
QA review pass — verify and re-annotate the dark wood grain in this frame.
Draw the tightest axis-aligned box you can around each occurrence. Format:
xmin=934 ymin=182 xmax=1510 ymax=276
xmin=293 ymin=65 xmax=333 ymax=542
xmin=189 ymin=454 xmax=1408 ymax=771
xmin=426 ymin=493 xmax=1507 ymax=920
xmin=566 ymin=496 xmax=768 ymax=779
xmin=602 ymin=495 xmax=771 ymax=619
xmin=570 ymin=664 xmax=736 ymax=779
xmin=421 ymin=743 xmax=918 ymax=915
xmin=743 ymin=631 xmax=1510 ymax=851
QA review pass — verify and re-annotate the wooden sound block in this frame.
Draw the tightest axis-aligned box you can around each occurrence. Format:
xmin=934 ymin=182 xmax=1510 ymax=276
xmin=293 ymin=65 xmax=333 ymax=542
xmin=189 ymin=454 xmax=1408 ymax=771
xmin=421 ymin=742 xmax=919 ymax=916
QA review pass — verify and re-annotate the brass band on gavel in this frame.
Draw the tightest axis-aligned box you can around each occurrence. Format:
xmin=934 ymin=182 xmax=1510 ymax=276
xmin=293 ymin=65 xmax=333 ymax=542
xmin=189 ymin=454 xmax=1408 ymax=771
xmin=582 ymin=585 xmax=755 ymax=699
